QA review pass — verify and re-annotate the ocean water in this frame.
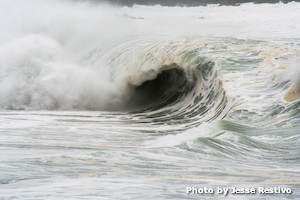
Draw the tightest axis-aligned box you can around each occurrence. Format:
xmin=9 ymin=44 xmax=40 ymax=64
xmin=0 ymin=0 xmax=300 ymax=199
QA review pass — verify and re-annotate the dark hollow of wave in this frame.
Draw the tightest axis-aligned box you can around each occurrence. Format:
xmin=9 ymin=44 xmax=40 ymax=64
xmin=127 ymin=66 xmax=194 ymax=111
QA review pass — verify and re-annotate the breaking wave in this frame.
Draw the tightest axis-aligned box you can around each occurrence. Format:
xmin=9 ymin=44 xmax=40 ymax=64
xmin=0 ymin=32 xmax=230 ymax=128
xmin=0 ymin=0 xmax=299 ymax=128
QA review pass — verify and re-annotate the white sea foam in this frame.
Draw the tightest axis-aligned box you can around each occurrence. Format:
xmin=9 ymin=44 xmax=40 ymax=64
xmin=145 ymin=122 xmax=218 ymax=147
xmin=0 ymin=0 xmax=299 ymax=110
xmin=1 ymin=1 xmax=300 ymax=200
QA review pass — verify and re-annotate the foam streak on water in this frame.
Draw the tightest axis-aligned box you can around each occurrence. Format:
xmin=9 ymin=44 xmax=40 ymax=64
xmin=0 ymin=0 xmax=300 ymax=199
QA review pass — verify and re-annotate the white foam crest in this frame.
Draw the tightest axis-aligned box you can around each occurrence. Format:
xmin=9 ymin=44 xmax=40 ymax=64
xmin=0 ymin=0 xmax=299 ymax=110
xmin=282 ymin=59 xmax=300 ymax=102
xmin=285 ymin=59 xmax=300 ymax=87
xmin=144 ymin=123 xmax=218 ymax=148
xmin=0 ymin=33 xmax=121 ymax=110
xmin=0 ymin=0 xmax=127 ymax=110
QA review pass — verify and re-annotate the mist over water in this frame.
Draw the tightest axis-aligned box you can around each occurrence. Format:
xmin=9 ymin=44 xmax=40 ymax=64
xmin=1 ymin=0 xmax=299 ymax=110
xmin=0 ymin=0 xmax=300 ymax=199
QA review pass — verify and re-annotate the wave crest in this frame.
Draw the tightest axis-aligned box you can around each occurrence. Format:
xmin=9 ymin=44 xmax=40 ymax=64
xmin=0 ymin=35 xmax=231 ymax=126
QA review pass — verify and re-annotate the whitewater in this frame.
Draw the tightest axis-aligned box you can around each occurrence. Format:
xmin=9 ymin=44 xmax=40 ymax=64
xmin=0 ymin=0 xmax=300 ymax=199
